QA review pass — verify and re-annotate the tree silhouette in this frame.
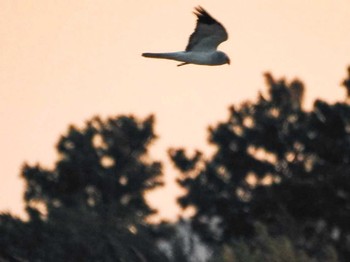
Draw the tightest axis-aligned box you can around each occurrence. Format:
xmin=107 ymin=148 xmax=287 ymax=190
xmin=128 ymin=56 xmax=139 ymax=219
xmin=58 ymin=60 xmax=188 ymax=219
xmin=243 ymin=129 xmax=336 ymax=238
xmin=1 ymin=68 xmax=350 ymax=261
xmin=171 ymin=69 xmax=350 ymax=260
xmin=0 ymin=115 xmax=167 ymax=261
xmin=23 ymin=115 xmax=162 ymax=220
xmin=343 ymin=66 xmax=350 ymax=98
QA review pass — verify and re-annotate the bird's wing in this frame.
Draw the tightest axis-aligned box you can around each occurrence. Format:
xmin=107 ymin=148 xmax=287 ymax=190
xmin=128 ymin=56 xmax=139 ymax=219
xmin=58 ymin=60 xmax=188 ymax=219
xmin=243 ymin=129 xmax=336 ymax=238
xmin=185 ymin=6 xmax=228 ymax=52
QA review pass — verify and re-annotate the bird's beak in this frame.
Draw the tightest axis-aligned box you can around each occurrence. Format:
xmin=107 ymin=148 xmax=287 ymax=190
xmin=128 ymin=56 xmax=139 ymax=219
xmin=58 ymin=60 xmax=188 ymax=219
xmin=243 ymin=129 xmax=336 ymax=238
xmin=227 ymin=58 xmax=230 ymax=65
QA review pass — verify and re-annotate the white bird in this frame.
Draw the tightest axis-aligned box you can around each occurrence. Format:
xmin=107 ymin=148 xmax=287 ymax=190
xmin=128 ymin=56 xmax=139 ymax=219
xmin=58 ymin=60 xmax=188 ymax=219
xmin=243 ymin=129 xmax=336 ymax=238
xmin=142 ymin=6 xmax=230 ymax=66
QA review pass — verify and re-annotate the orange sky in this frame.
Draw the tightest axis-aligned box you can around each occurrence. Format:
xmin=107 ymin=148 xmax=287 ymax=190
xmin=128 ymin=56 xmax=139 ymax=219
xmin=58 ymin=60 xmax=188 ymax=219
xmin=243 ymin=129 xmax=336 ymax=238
xmin=1 ymin=0 xmax=350 ymax=221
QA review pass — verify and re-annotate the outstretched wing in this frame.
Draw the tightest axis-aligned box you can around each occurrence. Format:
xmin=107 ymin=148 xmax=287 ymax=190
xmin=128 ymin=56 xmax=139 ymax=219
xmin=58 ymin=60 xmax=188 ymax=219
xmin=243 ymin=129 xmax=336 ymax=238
xmin=185 ymin=6 xmax=228 ymax=52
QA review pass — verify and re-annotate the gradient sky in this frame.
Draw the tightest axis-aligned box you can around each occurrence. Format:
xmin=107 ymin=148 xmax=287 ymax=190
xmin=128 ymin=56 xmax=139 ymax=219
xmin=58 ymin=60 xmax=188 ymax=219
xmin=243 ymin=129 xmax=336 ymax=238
xmin=1 ymin=0 xmax=350 ymax=221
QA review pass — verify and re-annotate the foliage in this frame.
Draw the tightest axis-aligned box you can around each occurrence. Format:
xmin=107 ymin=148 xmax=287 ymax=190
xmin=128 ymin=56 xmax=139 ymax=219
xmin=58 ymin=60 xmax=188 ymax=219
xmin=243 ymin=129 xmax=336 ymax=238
xmin=155 ymin=219 xmax=212 ymax=262
xmin=210 ymin=223 xmax=338 ymax=262
xmin=0 ymin=115 xmax=166 ymax=261
xmin=0 ymin=207 xmax=168 ymax=262
xmin=171 ymin=68 xmax=350 ymax=260
xmin=1 ymin=67 xmax=350 ymax=261
xmin=22 ymin=115 xmax=162 ymax=220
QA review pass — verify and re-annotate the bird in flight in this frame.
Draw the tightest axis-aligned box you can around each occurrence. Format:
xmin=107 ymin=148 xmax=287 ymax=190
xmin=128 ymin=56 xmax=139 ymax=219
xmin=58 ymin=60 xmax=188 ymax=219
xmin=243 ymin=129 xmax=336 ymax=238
xmin=142 ymin=6 xmax=230 ymax=66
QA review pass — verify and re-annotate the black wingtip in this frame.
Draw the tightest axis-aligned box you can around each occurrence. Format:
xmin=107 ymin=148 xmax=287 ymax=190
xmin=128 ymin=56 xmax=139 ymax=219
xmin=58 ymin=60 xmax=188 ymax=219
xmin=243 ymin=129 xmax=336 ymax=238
xmin=193 ymin=6 xmax=217 ymax=24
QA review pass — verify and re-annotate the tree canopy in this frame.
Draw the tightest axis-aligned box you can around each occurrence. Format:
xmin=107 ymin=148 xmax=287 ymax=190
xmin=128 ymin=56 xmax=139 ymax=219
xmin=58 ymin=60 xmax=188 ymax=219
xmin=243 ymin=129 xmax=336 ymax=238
xmin=23 ymin=115 xmax=162 ymax=220
xmin=1 ymin=68 xmax=350 ymax=261
xmin=171 ymin=68 xmax=350 ymax=260
xmin=0 ymin=115 xmax=166 ymax=261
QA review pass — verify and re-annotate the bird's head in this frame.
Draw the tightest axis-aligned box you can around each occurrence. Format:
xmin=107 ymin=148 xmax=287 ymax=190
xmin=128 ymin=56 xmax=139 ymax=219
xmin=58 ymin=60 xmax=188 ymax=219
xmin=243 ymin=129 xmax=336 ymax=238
xmin=222 ymin=53 xmax=230 ymax=65
xmin=225 ymin=55 xmax=230 ymax=65
xmin=216 ymin=51 xmax=230 ymax=65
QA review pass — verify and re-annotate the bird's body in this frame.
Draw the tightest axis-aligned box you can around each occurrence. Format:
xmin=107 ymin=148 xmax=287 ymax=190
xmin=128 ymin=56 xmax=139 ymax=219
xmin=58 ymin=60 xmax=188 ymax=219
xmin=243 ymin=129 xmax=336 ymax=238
xmin=142 ymin=7 xmax=230 ymax=66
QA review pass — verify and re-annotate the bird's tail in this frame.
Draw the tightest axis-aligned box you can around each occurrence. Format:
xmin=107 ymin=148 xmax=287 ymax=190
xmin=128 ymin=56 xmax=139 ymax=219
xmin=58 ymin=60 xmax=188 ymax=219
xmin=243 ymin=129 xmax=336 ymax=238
xmin=142 ymin=52 xmax=178 ymax=59
xmin=142 ymin=52 xmax=191 ymax=66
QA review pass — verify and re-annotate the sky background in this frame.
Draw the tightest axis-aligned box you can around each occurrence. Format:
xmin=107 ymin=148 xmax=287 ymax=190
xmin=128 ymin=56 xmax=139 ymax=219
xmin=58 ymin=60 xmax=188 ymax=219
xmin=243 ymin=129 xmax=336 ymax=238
xmin=1 ymin=0 xmax=350 ymax=221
